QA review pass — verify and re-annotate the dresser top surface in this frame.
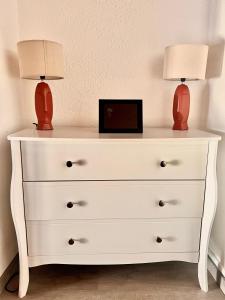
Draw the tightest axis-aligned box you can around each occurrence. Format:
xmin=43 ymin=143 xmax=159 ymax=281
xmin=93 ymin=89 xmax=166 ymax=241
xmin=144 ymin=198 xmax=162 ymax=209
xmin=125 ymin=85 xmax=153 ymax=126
xmin=7 ymin=127 xmax=221 ymax=142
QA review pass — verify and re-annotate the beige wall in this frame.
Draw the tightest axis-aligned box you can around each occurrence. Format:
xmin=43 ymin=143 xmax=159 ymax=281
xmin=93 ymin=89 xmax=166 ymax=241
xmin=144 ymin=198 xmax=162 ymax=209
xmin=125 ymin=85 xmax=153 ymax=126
xmin=207 ymin=0 xmax=225 ymax=276
xmin=17 ymin=0 xmax=210 ymax=129
xmin=0 ymin=0 xmax=23 ymax=276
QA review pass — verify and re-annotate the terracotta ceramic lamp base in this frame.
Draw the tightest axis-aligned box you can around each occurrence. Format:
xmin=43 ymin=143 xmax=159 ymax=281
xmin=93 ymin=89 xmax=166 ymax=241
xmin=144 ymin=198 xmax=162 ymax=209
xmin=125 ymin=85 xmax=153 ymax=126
xmin=35 ymin=82 xmax=53 ymax=130
xmin=172 ymin=83 xmax=190 ymax=130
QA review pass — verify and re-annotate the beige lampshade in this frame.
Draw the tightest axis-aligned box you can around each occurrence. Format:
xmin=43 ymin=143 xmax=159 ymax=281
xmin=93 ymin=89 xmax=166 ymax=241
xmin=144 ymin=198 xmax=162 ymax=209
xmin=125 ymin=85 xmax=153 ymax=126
xmin=163 ymin=44 xmax=208 ymax=81
xmin=17 ymin=40 xmax=64 ymax=80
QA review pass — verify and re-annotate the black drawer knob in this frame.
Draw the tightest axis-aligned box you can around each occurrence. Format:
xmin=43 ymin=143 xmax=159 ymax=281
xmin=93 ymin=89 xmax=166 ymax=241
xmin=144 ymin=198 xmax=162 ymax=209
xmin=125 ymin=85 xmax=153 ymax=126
xmin=160 ymin=161 xmax=167 ymax=167
xmin=159 ymin=200 xmax=165 ymax=207
xmin=156 ymin=237 xmax=162 ymax=243
xmin=66 ymin=161 xmax=73 ymax=168
xmin=67 ymin=202 xmax=74 ymax=208
xmin=66 ymin=160 xmax=86 ymax=167
xmin=68 ymin=239 xmax=75 ymax=245
xmin=66 ymin=201 xmax=87 ymax=208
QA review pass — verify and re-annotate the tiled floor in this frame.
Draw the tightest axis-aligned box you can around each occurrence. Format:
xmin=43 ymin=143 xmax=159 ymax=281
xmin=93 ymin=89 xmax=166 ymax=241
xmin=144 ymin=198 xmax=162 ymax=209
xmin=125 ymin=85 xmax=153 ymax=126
xmin=1 ymin=262 xmax=224 ymax=299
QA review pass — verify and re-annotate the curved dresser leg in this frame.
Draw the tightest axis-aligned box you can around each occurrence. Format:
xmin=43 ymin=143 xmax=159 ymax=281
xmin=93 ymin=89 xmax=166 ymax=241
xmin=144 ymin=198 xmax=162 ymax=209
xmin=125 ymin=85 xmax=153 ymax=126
xmin=10 ymin=141 xmax=29 ymax=298
xmin=198 ymin=140 xmax=218 ymax=292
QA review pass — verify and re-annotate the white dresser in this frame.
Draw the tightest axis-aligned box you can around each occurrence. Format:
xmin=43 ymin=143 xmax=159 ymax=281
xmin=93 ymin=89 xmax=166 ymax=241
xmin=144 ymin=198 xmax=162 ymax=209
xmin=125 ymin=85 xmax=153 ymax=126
xmin=8 ymin=127 xmax=221 ymax=298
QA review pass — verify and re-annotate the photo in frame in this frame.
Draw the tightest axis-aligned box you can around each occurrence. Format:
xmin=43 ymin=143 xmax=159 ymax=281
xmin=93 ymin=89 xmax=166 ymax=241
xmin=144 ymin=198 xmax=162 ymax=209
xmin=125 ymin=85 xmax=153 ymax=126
xmin=99 ymin=99 xmax=143 ymax=133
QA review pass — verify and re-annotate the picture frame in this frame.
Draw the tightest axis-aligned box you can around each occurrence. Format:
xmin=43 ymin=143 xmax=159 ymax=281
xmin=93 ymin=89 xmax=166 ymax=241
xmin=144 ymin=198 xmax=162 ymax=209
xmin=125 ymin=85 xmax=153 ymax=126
xmin=99 ymin=99 xmax=143 ymax=133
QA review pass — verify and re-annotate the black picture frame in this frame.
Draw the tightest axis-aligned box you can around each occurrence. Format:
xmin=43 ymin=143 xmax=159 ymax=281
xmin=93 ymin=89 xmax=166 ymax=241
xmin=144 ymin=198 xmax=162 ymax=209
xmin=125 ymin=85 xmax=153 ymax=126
xmin=99 ymin=99 xmax=143 ymax=133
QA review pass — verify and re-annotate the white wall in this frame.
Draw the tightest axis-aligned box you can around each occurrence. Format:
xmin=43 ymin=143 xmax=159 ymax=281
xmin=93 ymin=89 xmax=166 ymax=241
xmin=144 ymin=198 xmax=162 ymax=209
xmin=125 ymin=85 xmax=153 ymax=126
xmin=207 ymin=0 xmax=225 ymax=276
xmin=17 ymin=0 xmax=210 ymax=129
xmin=0 ymin=0 xmax=23 ymax=276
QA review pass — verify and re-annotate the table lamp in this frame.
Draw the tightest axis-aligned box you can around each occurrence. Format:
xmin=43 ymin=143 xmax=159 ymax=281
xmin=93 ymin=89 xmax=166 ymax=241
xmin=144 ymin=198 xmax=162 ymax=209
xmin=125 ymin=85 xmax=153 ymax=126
xmin=163 ymin=44 xmax=208 ymax=130
xmin=17 ymin=40 xmax=64 ymax=130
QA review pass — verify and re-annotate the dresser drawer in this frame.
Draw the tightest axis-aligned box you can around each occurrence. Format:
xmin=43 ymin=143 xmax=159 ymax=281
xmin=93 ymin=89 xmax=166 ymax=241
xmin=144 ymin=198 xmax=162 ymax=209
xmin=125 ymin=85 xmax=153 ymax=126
xmin=21 ymin=141 xmax=208 ymax=181
xmin=24 ymin=181 xmax=205 ymax=220
xmin=27 ymin=219 xmax=201 ymax=256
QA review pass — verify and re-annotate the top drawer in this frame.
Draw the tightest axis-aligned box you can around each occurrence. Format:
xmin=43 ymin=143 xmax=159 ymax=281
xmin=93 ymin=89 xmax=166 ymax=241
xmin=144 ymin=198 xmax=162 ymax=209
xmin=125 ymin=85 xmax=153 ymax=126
xmin=21 ymin=141 xmax=208 ymax=181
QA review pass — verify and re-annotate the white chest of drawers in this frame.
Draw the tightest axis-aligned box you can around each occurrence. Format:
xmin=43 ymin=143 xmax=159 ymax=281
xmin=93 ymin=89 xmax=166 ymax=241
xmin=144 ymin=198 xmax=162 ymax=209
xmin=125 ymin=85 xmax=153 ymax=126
xmin=8 ymin=127 xmax=221 ymax=298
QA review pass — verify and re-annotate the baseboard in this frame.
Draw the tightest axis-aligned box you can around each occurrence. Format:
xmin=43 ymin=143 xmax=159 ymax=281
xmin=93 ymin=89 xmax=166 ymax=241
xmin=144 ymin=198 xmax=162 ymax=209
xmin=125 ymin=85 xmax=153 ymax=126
xmin=0 ymin=255 xmax=18 ymax=294
xmin=208 ymin=248 xmax=225 ymax=294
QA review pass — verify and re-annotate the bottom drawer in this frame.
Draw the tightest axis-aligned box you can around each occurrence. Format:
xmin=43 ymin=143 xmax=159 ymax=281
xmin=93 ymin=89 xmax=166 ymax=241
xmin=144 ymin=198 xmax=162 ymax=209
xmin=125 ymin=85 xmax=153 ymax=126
xmin=27 ymin=220 xmax=201 ymax=256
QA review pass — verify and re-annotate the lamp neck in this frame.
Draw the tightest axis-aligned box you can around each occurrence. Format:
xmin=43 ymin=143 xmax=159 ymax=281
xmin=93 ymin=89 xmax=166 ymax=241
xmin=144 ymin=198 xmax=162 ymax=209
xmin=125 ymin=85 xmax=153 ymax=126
xmin=40 ymin=76 xmax=45 ymax=81
xmin=180 ymin=78 xmax=186 ymax=83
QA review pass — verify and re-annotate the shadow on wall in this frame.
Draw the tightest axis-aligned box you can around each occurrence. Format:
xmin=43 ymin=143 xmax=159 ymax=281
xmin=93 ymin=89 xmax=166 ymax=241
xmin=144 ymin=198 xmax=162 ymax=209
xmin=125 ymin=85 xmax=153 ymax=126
xmin=198 ymin=82 xmax=210 ymax=129
xmin=198 ymin=41 xmax=224 ymax=129
xmin=4 ymin=49 xmax=20 ymax=78
xmin=0 ymin=43 xmax=22 ymax=274
xmin=150 ymin=54 xmax=164 ymax=79
xmin=210 ymin=131 xmax=225 ymax=270
xmin=206 ymin=42 xmax=224 ymax=79
xmin=216 ymin=134 xmax=225 ymax=268
xmin=2 ymin=48 xmax=23 ymax=126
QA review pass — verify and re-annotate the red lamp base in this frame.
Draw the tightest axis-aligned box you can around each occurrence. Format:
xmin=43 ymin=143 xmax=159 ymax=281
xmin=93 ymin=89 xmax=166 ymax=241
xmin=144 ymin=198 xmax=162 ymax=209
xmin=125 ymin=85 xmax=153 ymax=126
xmin=172 ymin=83 xmax=190 ymax=131
xmin=35 ymin=82 xmax=53 ymax=130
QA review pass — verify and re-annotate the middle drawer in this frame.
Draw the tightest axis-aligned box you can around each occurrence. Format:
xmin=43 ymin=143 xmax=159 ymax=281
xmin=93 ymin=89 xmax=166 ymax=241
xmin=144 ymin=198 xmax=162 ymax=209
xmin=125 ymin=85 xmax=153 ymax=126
xmin=23 ymin=181 xmax=205 ymax=220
